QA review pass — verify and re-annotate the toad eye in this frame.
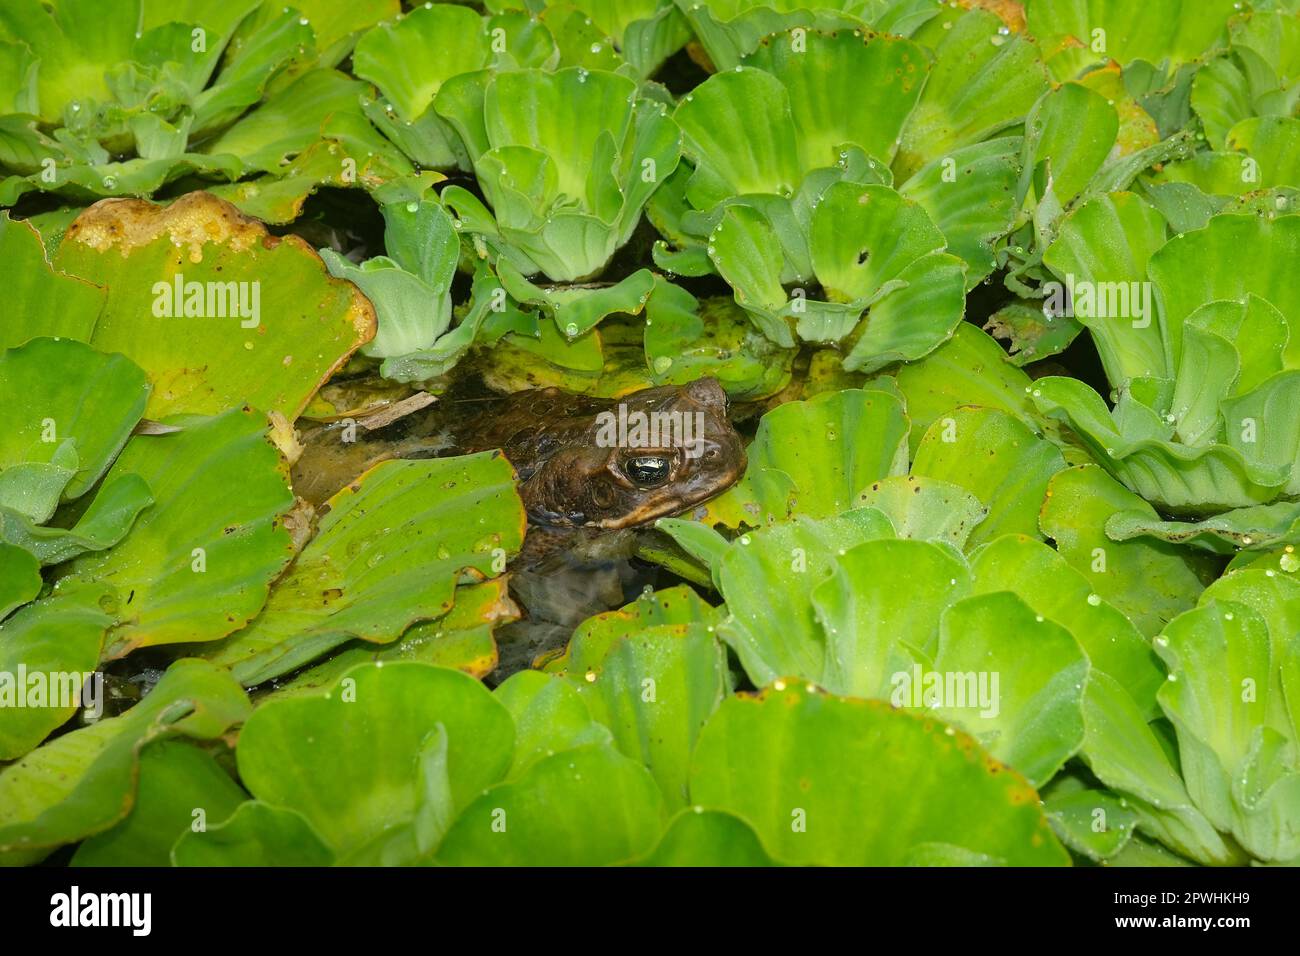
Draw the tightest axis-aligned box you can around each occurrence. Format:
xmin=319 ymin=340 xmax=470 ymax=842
xmin=623 ymin=455 xmax=672 ymax=487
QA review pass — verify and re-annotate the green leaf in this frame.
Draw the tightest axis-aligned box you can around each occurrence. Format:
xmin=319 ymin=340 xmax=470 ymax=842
xmin=1042 ymin=190 xmax=1169 ymax=384
xmin=321 ymin=199 xmax=457 ymax=360
xmin=928 ymin=592 xmax=1088 ymax=787
xmin=546 ymin=584 xmax=719 ymax=675
xmin=809 ymin=537 xmax=971 ymax=696
xmin=1192 ymin=54 xmax=1256 ymax=152
xmin=203 ymin=453 xmax=524 ymax=686
xmin=0 ymin=38 xmax=38 ymax=115
xmin=707 ymin=205 xmax=792 ymax=346
xmin=970 ymin=534 xmax=1165 ymax=716
xmin=274 ymin=0 xmax=400 ymax=64
xmin=636 ymin=808 xmax=776 ymax=866
xmin=237 ymin=662 xmax=514 ymax=861
xmin=0 ymin=0 xmax=140 ymax=123
xmin=435 ymin=744 xmax=666 ymax=865
xmin=571 ymin=620 xmax=729 ymax=809
xmin=199 ymin=69 xmax=369 ymax=173
xmin=1149 ymin=212 xmax=1300 ymax=373
xmin=899 ymin=137 xmax=1022 ymax=287
xmin=209 ymin=117 xmax=429 ymax=224
xmin=0 ymin=592 xmax=109 ymax=760
xmin=0 ymin=213 xmax=104 ymax=348
xmin=572 ymin=0 xmax=691 ymax=78
xmin=60 ymin=408 xmax=297 ymax=658
xmin=912 ymin=407 xmax=1065 ymax=548
xmin=896 ymin=323 xmax=1038 ymax=455
xmin=0 ymin=543 xmax=40 ymax=618
xmin=809 ymin=182 xmax=967 ymax=366
xmin=1 ymin=472 xmax=154 ymax=567
xmin=262 ymin=580 xmax=515 ymax=706
xmin=1105 ymin=500 xmax=1300 ymax=555
xmin=319 ymin=251 xmax=447 ymax=359
xmin=0 ymin=337 xmax=148 ymax=507
xmin=690 ymin=683 xmax=1069 ymax=865
xmin=353 ymin=4 xmax=506 ymax=123
xmin=642 ymin=282 xmax=796 ymax=400
xmin=1026 ymin=0 xmax=1238 ymax=75
xmin=697 ymin=388 xmax=909 ymax=527
xmin=741 ymin=29 xmax=927 ymax=171
xmin=1155 ymin=598 xmax=1300 ymax=861
xmin=1106 ymin=834 xmax=1199 ymax=866
xmin=493 ymin=670 xmax=612 ymax=778
xmin=55 ymin=191 xmax=376 ymax=421
xmin=853 ymin=475 xmax=988 ymax=551
xmin=1042 ymin=775 xmax=1139 ymax=862
xmin=0 ymin=450 xmax=76 ymax=527
xmin=1081 ymin=671 xmax=1241 ymax=865
xmin=716 ymin=511 xmax=898 ymax=687
xmin=652 ymin=518 xmax=730 ymax=585
xmin=354 ymin=5 xmax=557 ymax=169
xmin=1032 ymin=374 xmax=1292 ymax=513
xmin=70 ymin=739 xmax=247 ymax=867
xmin=171 ymin=800 xmax=334 ymax=866
xmin=1021 ymin=82 xmax=1119 ymax=210
xmin=674 ymin=0 xmax=868 ymax=72
xmin=674 ymin=67 xmax=801 ymax=208
xmin=437 ymin=67 xmax=679 ymax=281
xmin=1040 ymin=465 xmax=1214 ymax=636
xmin=894 ymin=10 xmax=1049 ymax=181
xmin=499 ymin=261 xmax=657 ymax=339
xmin=0 ymin=658 xmax=249 ymax=865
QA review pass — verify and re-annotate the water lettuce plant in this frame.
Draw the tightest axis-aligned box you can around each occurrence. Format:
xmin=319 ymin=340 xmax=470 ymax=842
xmin=352 ymin=2 xmax=560 ymax=171
xmin=1035 ymin=199 xmax=1300 ymax=552
xmin=0 ymin=0 xmax=399 ymax=204
xmin=436 ymin=64 xmax=681 ymax=282
xmin=1 ymin=0 xmax=1299 ymax=872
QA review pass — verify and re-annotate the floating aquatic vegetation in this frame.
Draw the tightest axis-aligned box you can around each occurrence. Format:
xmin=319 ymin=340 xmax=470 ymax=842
xmin=1 ymin=0 xmax=1298 ymax=876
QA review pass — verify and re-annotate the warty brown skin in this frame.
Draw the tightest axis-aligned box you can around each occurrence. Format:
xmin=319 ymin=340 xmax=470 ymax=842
xmin=457 ymin=377 xmax=746 ymax=529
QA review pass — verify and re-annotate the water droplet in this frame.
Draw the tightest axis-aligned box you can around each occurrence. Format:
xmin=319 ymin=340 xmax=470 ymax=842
xmin=1086 ymin=593 xmax=1101 ymax=606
